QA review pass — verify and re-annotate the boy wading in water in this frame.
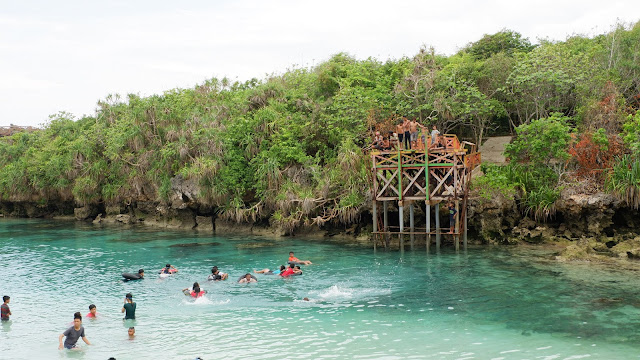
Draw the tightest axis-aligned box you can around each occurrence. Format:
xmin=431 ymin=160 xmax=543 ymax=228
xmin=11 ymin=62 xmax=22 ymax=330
xmin=59 ymin=312 xmax=91 ymax=350
xmin=1 ymin=296 xmax=11 ymax=321
xmin=122 ymin=293 xmax=136 ymax=320
xmin=86 ymin=304 xmax=97 ymax=319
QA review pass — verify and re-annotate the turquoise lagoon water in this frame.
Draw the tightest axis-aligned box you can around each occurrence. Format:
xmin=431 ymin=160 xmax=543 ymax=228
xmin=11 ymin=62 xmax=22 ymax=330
xmin=1 ymin=219 xmax=640 ymax=359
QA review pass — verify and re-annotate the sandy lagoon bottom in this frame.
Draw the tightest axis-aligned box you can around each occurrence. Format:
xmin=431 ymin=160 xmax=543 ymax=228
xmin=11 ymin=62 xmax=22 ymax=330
xmin=1 ymin=219 xmax=640 ymax=359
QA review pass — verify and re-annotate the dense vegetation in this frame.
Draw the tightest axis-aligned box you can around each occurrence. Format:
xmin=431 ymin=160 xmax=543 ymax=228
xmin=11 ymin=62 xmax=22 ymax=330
xmin=1 ymin=21 xmax=640 ymax=230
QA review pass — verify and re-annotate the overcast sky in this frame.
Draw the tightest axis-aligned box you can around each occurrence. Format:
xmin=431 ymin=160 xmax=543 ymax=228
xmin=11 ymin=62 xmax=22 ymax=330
xmin=1 ymin=0 xmax=638 ymax=127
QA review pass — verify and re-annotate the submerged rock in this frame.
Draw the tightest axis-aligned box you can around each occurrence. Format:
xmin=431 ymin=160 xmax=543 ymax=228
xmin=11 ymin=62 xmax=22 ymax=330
xmin=168 ymin=242 xmax=221 ymax=248
xmin=236 ymin=242 xmax=276 ymax=249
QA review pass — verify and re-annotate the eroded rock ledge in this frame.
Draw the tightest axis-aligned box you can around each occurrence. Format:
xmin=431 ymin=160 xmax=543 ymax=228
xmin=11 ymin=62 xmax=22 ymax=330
xmin=1 ymin=176 xmax=639 ymax=259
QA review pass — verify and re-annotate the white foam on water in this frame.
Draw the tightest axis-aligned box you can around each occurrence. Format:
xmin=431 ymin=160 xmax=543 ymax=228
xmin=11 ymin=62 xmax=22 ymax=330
xmin=183 ymin=296 xmax=215 ymax=305
xmin=317 ymin=285 xmax=355 ymax=299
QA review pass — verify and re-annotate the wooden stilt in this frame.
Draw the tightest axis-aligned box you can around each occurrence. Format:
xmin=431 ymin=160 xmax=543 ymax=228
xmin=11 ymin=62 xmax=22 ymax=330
xmin=373 ymin=200 xmax=377 ymax=251
xmin=426 ymin=203 xmax=431 ymax=252
xmin=409 ymin=203 xmax=415 ymax=250
xmin=399 ymin=201 xmax=404 ymax=252
xmin=463 ymin=206 xmax=468 ymax=250
xmin=455 ymin=200 xmax=460 ymax=251
xmin=383 ymin=201 xmax=389 ymax=250
xmin=435 ymin=203 xmax=440 ymax=250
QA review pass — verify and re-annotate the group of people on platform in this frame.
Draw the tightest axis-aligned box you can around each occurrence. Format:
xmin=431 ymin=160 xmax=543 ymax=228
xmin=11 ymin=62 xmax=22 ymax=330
xmin=372 ymin=118 xmax=443 ymax=151
xmin=49 ymin=251 xmax=312 ymax=353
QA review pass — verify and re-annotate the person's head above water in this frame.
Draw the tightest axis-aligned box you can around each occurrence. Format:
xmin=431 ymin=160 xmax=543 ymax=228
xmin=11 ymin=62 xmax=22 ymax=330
xmin=289 ymin=251 xmax=294 ymax=256
xmin=73 ymin=312 xmax=82 ymax=328
xmin=289 ymin=263 xmax=295 ymax=268
xmin=88 ymin=304 xmax=96 ymax=315
xmin=244 ymin=273 xmax=252 ymax=279
xmin=138 ymin=269 xmax=144 ymax=276
xmin=128 ymin=327 xmax=135 ymax=337
xmin=165 ymin=264 xmax=171 ymax=268
xmin=125 ymin=293 xmax=133 ymax=302
xmin=211 ymin=266 xmax=218 ymax=274
xmin=280 ymin=265 xmax=286 ymax=271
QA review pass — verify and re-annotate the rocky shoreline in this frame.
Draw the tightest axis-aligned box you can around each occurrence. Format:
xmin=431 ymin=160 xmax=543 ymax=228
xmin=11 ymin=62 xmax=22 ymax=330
xmin=2 ymin=179 xmax=640 ymax=261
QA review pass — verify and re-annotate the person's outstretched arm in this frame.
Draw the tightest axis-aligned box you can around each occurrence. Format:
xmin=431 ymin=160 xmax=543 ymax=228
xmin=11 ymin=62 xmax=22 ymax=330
xmin=58 ymin=334 xmax=65 ymax=350
xmin=82 ymin=336 xmax=91 ymax=345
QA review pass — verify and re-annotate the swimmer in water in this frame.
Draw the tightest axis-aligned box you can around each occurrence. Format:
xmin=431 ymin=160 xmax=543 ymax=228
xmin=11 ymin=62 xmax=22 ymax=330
xmin=238 ymin=273 xmax=257 ymax=283
xmin=183 ymin=282 xmax=206 ymax=297
xmin=85 ymin=304 xmax=97 ymax=319
xmin=294 ymin=265 xmax=303 ymax=275
xmin=280 ymin=263 xmax=296 ymax=277
xmin=207 ymin=266 xmax=228 ymax=281
xmin=128 ymin=327 xmax=135 ymax=339
xmin=254 ymin=265 xmax=286 ymax=275
xmin=159 ymin=264 xmax=178 ymax=274
xmin=288 ymin=251 xmax=312 ymax=265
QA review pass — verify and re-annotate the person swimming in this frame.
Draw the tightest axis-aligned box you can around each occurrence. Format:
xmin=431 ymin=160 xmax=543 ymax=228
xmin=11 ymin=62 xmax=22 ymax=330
xmin=254 ymin=265 xmax=286 ymax=275
xmin=183 ymin=282 xmax=206 ymax=298
xmin=238 ymin=273 xmax=257 ymax=283
xmin=85 ymin=304 xmax=97 ymax=319
xmin=159 ymin=264 xmax=178 ymax=274
xmin=207 ymin=266 xmax=228 ymax=281
xmin=280 ymin=263 xmax=296 ymax=277
xmin=122 ymin=269 xmax=145 ymax=281
xmin=288 ymin=251 xmax=312 ymax=265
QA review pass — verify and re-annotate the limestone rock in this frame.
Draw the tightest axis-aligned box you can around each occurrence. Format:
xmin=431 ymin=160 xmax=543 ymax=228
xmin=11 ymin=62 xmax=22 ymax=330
xmin=610 ymin=237 xmax=640 ymax=259
xmin=195 ymin=216 xmax=214 ymax=231
xmin=115 ymin=214 xmax=132 ymax=224
xmin=74 ymin=206 xmax=97 ymax=221
xmin=105 ymin=205 xmax=123 ymax=215
xmin=92 ymin=214 xmax=103 ymax=224
xmin=169 ymin=175 xmax=200 ymax=210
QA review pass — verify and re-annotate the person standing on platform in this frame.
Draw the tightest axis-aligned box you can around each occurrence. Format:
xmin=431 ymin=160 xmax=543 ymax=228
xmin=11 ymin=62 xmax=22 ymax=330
xmin=430 ymin=125 xmax=440 ymax=148
xmin=396 ymin=121 xmax=405 ymax=150
xmin=403 ymin=118 xmax=411 ymax=150
xmin=409 ymin=118 xmax=425 ymax=149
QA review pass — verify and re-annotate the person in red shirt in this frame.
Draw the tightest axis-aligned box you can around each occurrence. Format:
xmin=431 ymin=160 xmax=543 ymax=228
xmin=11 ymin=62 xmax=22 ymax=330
xmin=288 ymin=251 xmax=312 ymax=265
xmin=85 ymin=304 xmax=97 ymax=319
xmin=280 ymin=263 xmax=296 ymax=277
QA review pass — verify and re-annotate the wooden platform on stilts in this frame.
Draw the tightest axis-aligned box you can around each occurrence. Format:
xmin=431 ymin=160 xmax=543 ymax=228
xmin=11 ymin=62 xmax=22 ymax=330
xmin=370 ymin=134 xmax=481 ymax=251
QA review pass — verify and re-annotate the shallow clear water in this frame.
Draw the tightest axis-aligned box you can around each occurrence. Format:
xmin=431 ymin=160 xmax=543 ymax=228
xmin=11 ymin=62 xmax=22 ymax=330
xmin=2 ymin=219 xmax=640 ymax=359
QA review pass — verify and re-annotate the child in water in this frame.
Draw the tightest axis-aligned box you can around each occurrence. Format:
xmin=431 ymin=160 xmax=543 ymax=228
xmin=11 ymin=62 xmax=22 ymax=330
xmin=238 ymin=274 xmax=257 ymax=283
xmin=1 ymin=296 xmax=11 ymax=321
xmin=288 ymin=251 xmax=312 ymax=265
xmin=85 ymin=304 xmax=97 ymax=319
xmin=122 ymin=293 xmax=136 ymax=320
xmin=58 ymin=312 xmax=91 ymax=350
xmin=159 ymin=264 xmax=178 ymax=274
xmin=254 ymin=265 xmax=286 ymax=275
xmin=183 ymin=282 xmax=206 ymax=297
